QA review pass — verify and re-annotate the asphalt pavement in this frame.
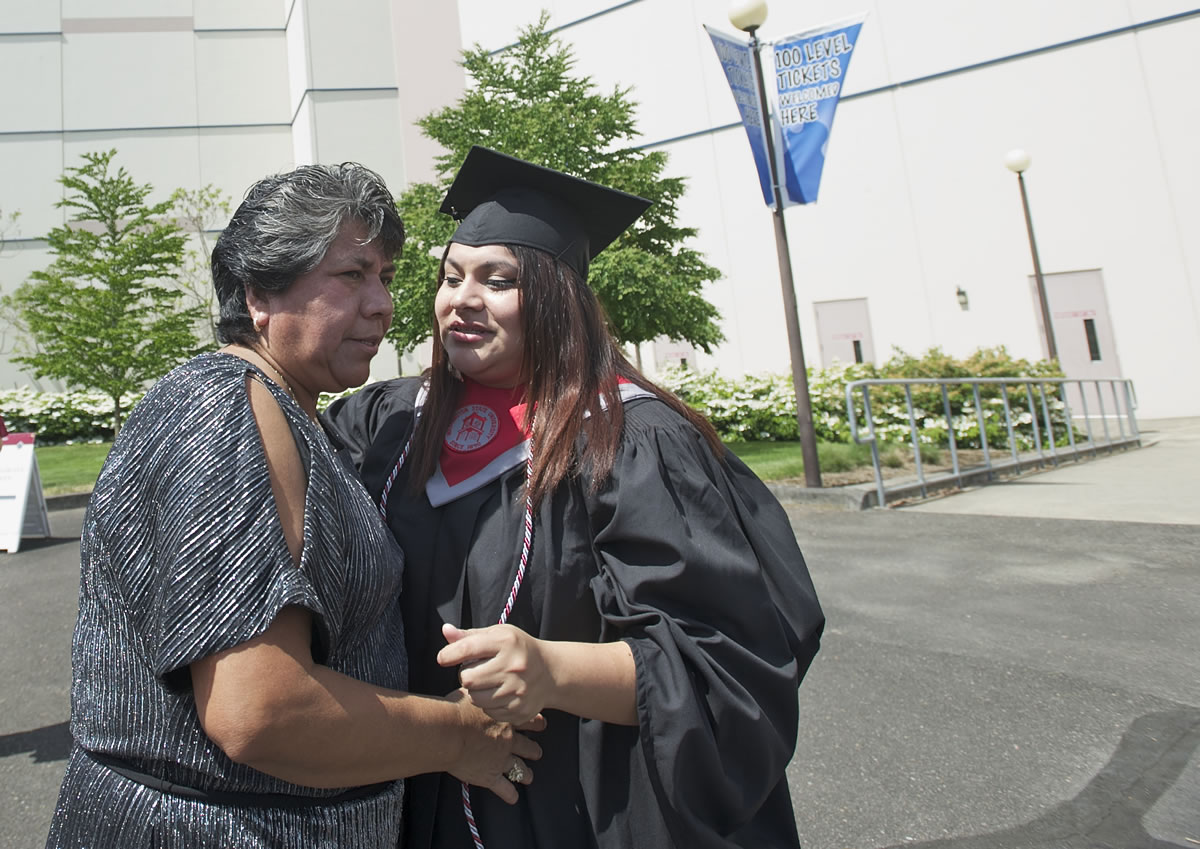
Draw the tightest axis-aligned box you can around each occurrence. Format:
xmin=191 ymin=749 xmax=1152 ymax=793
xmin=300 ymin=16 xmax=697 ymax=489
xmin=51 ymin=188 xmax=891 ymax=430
xmin=1 ymin=418 xmax=1196 ymax=848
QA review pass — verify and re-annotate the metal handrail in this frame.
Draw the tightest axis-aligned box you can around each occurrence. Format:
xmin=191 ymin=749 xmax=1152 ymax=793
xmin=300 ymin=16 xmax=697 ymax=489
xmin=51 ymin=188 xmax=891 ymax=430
xmin=844 ymin=377 xmax=1139 ymax=508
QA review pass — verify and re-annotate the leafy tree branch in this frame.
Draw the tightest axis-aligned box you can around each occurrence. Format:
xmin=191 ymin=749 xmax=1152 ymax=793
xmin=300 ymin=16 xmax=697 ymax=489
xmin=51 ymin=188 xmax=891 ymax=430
xmin=390 ymin=13 xmax=724 ymax=359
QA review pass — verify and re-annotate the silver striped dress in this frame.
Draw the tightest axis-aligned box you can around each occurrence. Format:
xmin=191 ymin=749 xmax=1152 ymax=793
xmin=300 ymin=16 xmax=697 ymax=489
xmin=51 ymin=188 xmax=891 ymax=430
xmin=46 ymin=352 xmax=408 ymax=848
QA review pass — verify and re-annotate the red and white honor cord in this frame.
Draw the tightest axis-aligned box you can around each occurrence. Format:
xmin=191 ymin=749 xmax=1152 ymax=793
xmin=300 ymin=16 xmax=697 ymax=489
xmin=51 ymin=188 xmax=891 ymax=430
xmin=376 ymin=436 xmax=411 ymax=520
xmin=377 ymin=413 xmax=537 ymax=849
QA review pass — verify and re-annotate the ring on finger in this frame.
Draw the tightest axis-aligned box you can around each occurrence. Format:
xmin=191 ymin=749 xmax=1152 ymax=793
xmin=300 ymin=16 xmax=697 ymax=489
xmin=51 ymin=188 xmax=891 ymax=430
xmin=505 ymin=760 xmax=527 ymax=783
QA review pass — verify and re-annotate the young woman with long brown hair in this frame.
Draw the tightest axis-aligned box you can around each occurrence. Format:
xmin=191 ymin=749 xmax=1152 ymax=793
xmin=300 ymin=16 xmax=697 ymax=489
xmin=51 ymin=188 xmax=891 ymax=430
xmin=328 ymin=147 xmax=824 ymax=849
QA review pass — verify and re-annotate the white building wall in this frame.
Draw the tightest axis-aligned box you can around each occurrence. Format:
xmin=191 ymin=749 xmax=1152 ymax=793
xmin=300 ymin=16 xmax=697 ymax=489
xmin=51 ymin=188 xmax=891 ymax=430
xmin=195 ymin=30 xmax=291 ymax=127
xmin=391 ymin=2 xmax=467 ymax=186
xmin=450 ymin=0 xmax=1200 ymax=418
xmin=284 ymin=0 xmax=311 ymax=120
xmin=0 ymin=0 xmax=457 ymax=390
xmin=60 ymin=29 xmax=198 ymax=131
xmin=192 ymin=0 xmax=286 ymax=30
xmin=0 ymin=36 xmax=62 ymax=131
xmin=0 ymin=1 xmax=1194 ymax=417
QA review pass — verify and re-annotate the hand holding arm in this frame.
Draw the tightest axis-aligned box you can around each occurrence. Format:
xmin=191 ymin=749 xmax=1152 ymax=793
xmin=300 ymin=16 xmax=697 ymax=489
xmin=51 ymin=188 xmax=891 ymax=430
xmin=438 ymin=623 xmax=637 ymax=727
xmin=191 ymin=606 xmax=544 ymax=803
xmin=187 ymin=373 xmax=543 ymax=802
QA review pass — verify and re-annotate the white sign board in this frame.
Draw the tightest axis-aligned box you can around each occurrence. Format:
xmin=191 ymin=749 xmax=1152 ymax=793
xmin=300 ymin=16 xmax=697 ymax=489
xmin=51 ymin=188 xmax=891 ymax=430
xmin=0 ymin=433 xmax=52 ymax=553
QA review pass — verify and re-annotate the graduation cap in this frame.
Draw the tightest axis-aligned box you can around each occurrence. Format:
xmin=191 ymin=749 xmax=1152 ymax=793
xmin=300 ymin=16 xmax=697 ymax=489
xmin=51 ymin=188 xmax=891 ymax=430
xmin=440 ymin=146 xmax=651 ymax=280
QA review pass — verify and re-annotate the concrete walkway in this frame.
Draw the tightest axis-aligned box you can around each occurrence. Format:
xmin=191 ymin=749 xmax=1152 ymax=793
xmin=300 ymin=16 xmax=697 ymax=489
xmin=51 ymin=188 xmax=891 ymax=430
xmin=899 ymin=417 xmax=1199 ymax=524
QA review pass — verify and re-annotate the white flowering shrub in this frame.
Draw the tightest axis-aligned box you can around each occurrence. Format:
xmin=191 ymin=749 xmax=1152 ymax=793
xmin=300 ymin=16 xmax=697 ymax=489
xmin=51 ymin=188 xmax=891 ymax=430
xmin=660 ymin=362 xmax=877 ymax=443
xmin=0 ymin=387 xmax=141 ymax=443
xmin=0 ymin=348 xmax=1076 ymax=449
xmin=660 ymin=346 xmax=1076 ymax=449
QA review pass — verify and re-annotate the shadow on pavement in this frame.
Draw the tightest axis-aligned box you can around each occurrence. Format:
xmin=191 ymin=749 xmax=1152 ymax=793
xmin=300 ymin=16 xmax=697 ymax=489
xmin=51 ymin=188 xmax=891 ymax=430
xmin=0 ymin=721 xmax=71 ymax=763
xmin=6 ymin=536 xmax=81 ymax=553
xmin=884 ymin=708 xmax=1200 ymax=849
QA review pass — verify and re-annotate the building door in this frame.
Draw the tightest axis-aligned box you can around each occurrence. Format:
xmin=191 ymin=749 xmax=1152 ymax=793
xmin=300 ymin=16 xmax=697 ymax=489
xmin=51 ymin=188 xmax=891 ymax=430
xmin=1031 ymin=269 xmax=1127 ymax=418
xmin=814 ymin=298 xmax=874 ymax=367
xmin=652 ymin=336 xmax=698 ymax=372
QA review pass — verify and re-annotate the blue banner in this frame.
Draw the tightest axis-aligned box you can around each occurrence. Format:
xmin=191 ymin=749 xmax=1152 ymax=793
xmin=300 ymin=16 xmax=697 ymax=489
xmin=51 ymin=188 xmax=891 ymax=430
xmin=704 ymin=25 xmax=774 ymax=206
xmin=770 ymin=17 xmax=865 ymax=205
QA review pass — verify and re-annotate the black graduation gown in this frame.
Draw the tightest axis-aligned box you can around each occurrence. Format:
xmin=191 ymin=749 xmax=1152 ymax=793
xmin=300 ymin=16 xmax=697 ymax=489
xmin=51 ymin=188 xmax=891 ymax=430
xmin=326 ymin=378 xmax=824 ymax=849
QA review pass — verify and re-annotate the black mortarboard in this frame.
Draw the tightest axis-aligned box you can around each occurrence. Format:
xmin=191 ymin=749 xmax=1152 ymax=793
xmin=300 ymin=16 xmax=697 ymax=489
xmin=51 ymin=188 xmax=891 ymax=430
xmin=440 ymin=146 xmax=651 ymax=279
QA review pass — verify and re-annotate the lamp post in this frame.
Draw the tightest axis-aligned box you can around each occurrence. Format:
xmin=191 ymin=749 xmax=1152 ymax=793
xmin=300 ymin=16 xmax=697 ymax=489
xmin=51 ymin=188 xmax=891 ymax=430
xmin=1004 ymin=148 xmax=1058 ymax=361
xmin=729 ymin=0 xmax=822 ymax=487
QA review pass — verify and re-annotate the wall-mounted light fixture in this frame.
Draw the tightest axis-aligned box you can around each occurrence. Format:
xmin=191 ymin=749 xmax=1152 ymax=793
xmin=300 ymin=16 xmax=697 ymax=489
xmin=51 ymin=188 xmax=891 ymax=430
xmin=956 ymin=287 xmax=969 ymax=310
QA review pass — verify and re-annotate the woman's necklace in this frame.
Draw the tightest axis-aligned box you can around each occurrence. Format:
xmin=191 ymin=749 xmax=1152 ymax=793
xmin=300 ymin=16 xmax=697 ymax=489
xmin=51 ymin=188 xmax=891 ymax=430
xmin=258 ymin=358 xmax=295 ymax=398
xmin=253 ymin=354 xmax=320 ymax=425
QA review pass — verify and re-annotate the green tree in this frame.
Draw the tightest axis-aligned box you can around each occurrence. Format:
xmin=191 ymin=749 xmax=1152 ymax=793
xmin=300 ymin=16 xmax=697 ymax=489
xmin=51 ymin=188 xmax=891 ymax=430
xmin=170 ymin=184 xmax=233 ymax=346
xmin=3 ymin=150 xmax=202 ymax=434
xmin=390 ymin=12 xmax=724 ymax=358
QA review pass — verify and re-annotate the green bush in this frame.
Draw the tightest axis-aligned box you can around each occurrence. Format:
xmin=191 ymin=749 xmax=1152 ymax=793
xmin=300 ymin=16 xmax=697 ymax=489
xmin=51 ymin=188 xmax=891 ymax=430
xmin=861 ymin=347 xmax=1070 ymax=451
xmin=660 ymin=346 xmax=1074 ymax=450
xmin=1 ymin=346 xmax=1073 ymax=450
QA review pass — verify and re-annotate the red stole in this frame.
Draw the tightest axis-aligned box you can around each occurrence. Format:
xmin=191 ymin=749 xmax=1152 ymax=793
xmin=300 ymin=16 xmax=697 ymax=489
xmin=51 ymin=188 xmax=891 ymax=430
xmin=425 ymin=378 xmax=651 ymax=507
xmin=439 ymin=380 xmax=531 ymax=487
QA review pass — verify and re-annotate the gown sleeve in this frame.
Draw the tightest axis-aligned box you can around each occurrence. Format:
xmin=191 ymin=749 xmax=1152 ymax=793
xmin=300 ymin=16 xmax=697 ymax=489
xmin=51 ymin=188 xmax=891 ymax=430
xmin=133 ymin=372 xmax=329 ymax=685
xmin=578 ymin=401 xmax=823 ymax=849
xmin=322 ymin=377 xmax=423 ymax=496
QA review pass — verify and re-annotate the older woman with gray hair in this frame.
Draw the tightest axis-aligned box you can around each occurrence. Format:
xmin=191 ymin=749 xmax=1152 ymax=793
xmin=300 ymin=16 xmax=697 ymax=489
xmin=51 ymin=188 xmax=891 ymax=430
xmin=46 ymin=162 xmax=542 ymax=849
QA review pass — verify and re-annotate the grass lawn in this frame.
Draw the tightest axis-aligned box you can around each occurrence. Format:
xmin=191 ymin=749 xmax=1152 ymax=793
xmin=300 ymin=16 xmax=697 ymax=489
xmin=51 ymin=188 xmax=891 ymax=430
xmin=727 ymin=440 xmax=943 ymax=481
xmin=31 ymin=438 xmax=920 ymax=497
xmin=727 ymin=440 xmax=879 ymax=479
xmin=35 ymin=442 xmax=112 ymax=495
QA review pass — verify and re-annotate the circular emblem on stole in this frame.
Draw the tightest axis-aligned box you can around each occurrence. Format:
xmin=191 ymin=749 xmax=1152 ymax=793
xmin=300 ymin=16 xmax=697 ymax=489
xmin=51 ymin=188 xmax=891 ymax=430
xmin=445 ymin=404 xmax=500 ymax=452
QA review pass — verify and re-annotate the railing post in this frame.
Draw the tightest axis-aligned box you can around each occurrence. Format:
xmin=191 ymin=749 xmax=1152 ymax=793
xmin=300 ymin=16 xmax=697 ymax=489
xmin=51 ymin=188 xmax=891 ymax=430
xmin=1025 ymin=382 xmax=1045 ymax=464
xmin=1109 ymin=380 xmax=1126 ymax=442
xmin=846 ymin=380 xmax=887 ymax=508
xmin=941 ymin=383 xmax=961 ymax=487
xmin=972 ymin=383 xmax=993 ymax=478
xmin=1001 ymin=383 xmax=1021 ymax=471
xmin=903 ymin=385 xmax=926 ymax=498
xmin=1123 ymin=381 xmax=1140 ymax=443
xmin=1058 ymin=379 xmax=1078 ymax=460
xmin=1095 ymin=381 xmax=1112 ymax=449
xmin=1037 ymin=382 xmax=1057 ymax=465
xmin=861 ymin=386 xmax=885 ymax=508
xmin=1078 ymin=380 xmax=1096 ymax=457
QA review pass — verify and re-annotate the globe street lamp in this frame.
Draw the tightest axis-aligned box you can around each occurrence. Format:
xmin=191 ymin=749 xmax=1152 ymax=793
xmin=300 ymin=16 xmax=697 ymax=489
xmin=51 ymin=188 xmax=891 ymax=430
xmin=729 ymin=0 xmax=768 ymax=31
xmin=729 ymin=0 xmax=822 ymax=487
xmin=1004 ymin=149 xmax=1058 ymax=361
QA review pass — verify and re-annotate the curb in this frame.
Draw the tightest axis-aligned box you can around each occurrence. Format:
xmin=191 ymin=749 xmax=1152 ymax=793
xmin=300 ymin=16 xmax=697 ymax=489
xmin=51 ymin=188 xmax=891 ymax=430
xmin=764 ymin=437 xmax=1149 ymax=511
xmin=766 ymin=481 xmax=876 ymax=511
xmin=46 ymin=491 xmax=92 ymax=512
